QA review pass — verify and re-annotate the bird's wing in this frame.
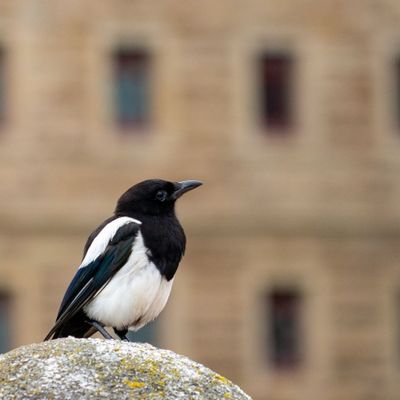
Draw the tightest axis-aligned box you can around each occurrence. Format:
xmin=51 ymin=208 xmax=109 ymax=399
xmin=44 ymin=219 xmax=141 ymax=341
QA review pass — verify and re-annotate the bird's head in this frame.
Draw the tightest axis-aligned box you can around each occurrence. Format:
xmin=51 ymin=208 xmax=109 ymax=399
xmin=115 ymin=179 xmax=202 ymax=216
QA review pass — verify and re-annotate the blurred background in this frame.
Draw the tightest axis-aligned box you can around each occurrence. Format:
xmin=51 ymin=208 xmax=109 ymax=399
xmin=0 ymin=1 xmax=400 ymax=399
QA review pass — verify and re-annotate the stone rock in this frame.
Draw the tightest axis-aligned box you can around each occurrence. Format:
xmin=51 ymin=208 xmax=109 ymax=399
xmin=0 ymin=337 xmax=252 ymax=400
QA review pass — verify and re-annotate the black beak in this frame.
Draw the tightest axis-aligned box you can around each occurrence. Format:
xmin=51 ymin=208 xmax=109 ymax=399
xmin=171 ymin=180 xmax=202 ymax=200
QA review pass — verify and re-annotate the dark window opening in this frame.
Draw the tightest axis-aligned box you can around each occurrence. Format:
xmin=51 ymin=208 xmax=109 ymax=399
xmin=0 ymin=291 xmax=11 ymax=353
xmin=113 ymin=48 xmax=151 ymax=129
xmin=258 ymin=53 xmax=293 ymax=131
xmin=266 ymin=288 xmax=302 ymax=369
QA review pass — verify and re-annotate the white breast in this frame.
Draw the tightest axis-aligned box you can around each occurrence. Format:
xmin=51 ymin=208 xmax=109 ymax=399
xmin=83 ymin=232 xmax=174 ymax=330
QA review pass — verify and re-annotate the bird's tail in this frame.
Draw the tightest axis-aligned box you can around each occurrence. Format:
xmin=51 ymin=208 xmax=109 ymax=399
xmin=44 ymin=314 xmax=96 ymax=341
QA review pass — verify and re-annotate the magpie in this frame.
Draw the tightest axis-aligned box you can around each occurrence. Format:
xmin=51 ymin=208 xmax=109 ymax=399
xmin=44 ymin=179 xmax=202 ymax=341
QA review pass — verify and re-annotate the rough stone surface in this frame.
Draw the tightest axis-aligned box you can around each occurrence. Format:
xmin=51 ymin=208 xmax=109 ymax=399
xmin=0 ymin=338 xmax=252 ymax=400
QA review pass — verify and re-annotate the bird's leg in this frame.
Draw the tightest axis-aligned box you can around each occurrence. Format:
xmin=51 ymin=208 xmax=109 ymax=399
xmin=114 ymin=328 xmax=130 ymax=342
xmin=87 ymin=320 xmax=114 ymax=340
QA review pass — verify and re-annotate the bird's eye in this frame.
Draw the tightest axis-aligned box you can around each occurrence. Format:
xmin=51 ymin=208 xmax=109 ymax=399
xmin=155 ymin=190 xmax=168 ymax=202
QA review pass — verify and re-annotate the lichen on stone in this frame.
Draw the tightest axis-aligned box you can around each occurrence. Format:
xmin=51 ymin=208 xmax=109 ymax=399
xmin=0 ymin=338 xmax=252 ymax=400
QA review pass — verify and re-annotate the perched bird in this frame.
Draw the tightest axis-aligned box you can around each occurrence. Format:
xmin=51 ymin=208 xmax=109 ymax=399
xmin=44 ymin=179 xmax=202 ymax=341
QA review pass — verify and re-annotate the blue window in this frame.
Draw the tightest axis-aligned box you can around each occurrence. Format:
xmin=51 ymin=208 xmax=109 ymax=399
xmin=258 ymin=53 xmax=293 ymax=131
xmin=266 ymin=288 xmax=302 ymax=369
xmin=113 ymin=48 xmax=150 ymax=129
xmin=127 ymin=320 xmax=158 ymax=345
xmin=0 ymin=292 xmax=11 ymax=353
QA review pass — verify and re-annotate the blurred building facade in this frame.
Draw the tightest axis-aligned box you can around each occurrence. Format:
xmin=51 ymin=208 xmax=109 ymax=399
xmin=0 ymin=1 xmax=400 ymax=399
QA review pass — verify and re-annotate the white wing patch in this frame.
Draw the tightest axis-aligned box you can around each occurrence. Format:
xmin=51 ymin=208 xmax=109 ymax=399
xmin=80 ymin=216 xmax=141 ymax=269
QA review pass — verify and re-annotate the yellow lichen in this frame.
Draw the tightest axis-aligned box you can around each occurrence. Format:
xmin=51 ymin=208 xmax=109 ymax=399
xmin=224 ymin=392 xmax=232 ymax=398
xmin=214 ymin=374 xmax=230 ymax=385
xmin=123 ymin=379 xmax=145 ymax=389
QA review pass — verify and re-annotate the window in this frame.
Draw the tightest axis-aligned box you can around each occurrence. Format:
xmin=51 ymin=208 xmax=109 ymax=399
xmin=113 ymin=48 xmax=151 ymax=129
xmin=0 ymin=292 xmax=11 ymax=353
xmin=127 ymin=320 xmax=158 ymax=345
xmin=0 ymin=48 xmax=5 ymax=124
xmin=258 ymin=53 xmax=293 ymax=131
xmin=266 ymin=288 xmax=302 ymax=369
